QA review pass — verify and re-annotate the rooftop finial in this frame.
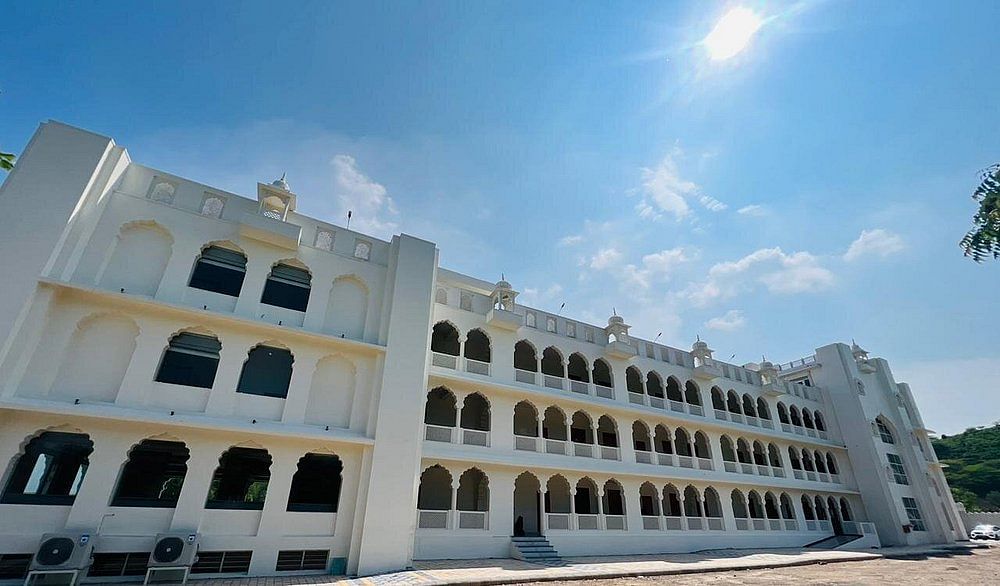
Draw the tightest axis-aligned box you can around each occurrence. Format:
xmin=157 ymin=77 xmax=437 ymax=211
xmin=272 ymin=172 xmax=290 ymax=192
xmin=613 ymin=307 xmax=617 ymax=316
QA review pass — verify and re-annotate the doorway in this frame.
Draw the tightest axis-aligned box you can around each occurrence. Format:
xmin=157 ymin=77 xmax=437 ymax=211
xmin=513 ymin=472 xmax=541 ymax=536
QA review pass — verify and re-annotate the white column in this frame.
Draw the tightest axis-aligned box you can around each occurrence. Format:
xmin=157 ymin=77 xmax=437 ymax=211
xmin=65 ymin=434 xmax=134 ymax=531
xmin=115 ymin=321 xmax=175 ymax=408
xmin=249 ymin=450 xmax=300 ymax=575
xmin=154 ymin=239 xmax=204 ymax=303
xmin=169 ymin=440 xmax=227 ymax=532
xmin=280 ymin=349 xmax=322 ymax=424
xmin=203 ymin=337 xmax=251 ymax=416
xmin=233 ymin=256 xmax=272 ymax=320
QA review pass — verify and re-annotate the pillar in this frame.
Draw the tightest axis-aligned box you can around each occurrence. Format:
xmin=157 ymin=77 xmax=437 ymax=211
xmin=169 ymin=441 xmax=227 ymax=532
xmin=115 ymin=321 xmax=175 ymax=408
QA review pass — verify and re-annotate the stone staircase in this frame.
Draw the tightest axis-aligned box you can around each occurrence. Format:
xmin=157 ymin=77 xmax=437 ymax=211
xmin=510 ymin=535 xmax=563 ymax=564
xmin=805 ymin=533 xmax=863 ymax=549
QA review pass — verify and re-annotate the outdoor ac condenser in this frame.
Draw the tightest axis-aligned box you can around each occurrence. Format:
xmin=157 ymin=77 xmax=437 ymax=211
xmin=144 ymin=533 xmax=199 ymax=586
xmin=25 ymin=533 xmax=94 ymax=586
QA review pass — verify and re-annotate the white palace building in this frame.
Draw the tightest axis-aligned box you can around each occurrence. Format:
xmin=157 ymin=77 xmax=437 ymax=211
xmin=0 ymin=122 xmax=966 ymax=583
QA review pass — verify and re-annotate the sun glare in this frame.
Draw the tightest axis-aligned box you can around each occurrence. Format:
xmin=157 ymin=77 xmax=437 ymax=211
xmin=703 ymin=7 xmax=763 ymax=61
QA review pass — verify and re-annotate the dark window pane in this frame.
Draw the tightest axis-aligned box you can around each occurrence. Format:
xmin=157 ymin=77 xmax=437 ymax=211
xmin=188 ymin=247 xmax=247 ymax=297
xmin=261 ymin=279 xmax=310 ymax=312
xmin=287 ymin=454 xmax=342 ymax=512
xmin=0 ymin=555 xmax=32 ymax=580
xmin=2 ymin=432 xmax=93 ymax=505
xmin=237 ymin=347 xmax=293 ymax=398
xmin=206 ymin=448 xmax=271 ymax=510
xmin=112 ymin=440 xmax=189 ymax=507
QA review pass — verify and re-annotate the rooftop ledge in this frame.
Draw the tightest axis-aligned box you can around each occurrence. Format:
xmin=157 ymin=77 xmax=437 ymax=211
xmin=239 ymin=210 xmax=302 ymax=250
xmin=37 ymin=278 xmax=386 ymax=355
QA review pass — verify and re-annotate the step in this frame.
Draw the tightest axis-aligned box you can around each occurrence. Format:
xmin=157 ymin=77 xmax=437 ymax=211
xmin=511 ymin=535 xmax=562 ymax=563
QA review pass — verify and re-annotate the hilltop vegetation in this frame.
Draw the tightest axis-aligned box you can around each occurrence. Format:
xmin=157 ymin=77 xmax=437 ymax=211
xmin=932 ymin=423 xmax=1000 ymax=511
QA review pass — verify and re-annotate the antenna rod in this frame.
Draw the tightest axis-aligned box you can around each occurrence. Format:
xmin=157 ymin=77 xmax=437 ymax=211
xmin=347 ymin=210 xmax=353 ymax=230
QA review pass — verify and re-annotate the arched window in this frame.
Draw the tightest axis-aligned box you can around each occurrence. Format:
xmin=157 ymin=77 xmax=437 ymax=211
xmin=727 ymin=390 xmax=741 ymax=414
xmin=602 ymin=479 xmax=626 ymax=516
xmin=711 ymin=387 xmax=725 ymax=411
xmin=417 ymin=465 xmax=452 ymax=511
xmin=513 ymin=401 xmax=539 ymax=437
xmin=752 ymin=441 xmax=767 ymax=466
xmin=323 ymin=276 xmax=368 ymax=340
xmin=567 ymin=353 xmax=589 ymax=382
xmin=802 ymin=450 xmax=815 ymax=471
xmin=802 ymin=409 xmax=815 ymax=429
xmin=541 ymin=347 xmax=565 ymax=378
xmin=570 ymin=411 xmax=593 ymax=444
xmin=639 ymin=482 xmax=660 ymax=516
xmin=692 ymin=431 xmax=710 ymax=459
xmin=666 ymin=377 xmax=683 ymax=402
xmin=597 ymin=415 xmax=618 ymax=447
xmin=645 ymin=371 xmax=664 ymax=398
xmin=155 ymin=332 xmax=221 ymax=389
xmin=801 ymin=495 xmax=815 ymax=520
xmin=736 ymin=438 xmax=752 ymax=464
xmin=780 ymin=493 xmax=795 ymax=520
xmin=704 ymin=487 xmax=723 ymax=518
xmin=789 ymin=406 xmax=803 ymax=427
xmin=237 ymin=345 xmax=294 ymax=398
xmin=592 ymin=359 xmax=613 ymax=388
xmin=767 ymin=443 xmax=783 ymax=467
xmin=764 ymin=492 xmax=780 ymax=519
xmin=742 ymin=394 xmax=757 ymax=417
xmin=814 ymin=451 xmax=827 ymax=473
xmin=101 ymin=222 xmax=173 ymax=296
xmin=287 ymin=453 xmax=342 ymax=512
xmin=654 ymin=425 xmax=673 ymax=454
xmin=261 ymin=262 xmax=311 ymax=312
xmin=513 ymin=341 xmax=538 ymax=372
xmin=674 ymin=428 xmax=692 ymax=457
xmin=575 ymin=478 xmax=600 ymax=514
xmin=112 ymin=440 xmax=189 ymax=508
xmin=542 ymin=407 xmax=568 ymax=441
xmin=460 ymin=393 xmax=490 ymax=431
xmin=626 ymin=367 xmax=644 ymax=395
xmin=839 ymin=498 xmax=853 ymax=521
xmin=431 ymin=322 xmax=460 ymax=356
xmin=826 ymin=453 xmax=839 ymax=475
xmin=684 ymin=380 xmax=702 ymax=405
xmin=632 ymin=421 xmax=651 ymax=452
xmin=756 ymin=397 xmax=771 ymax=420
xmin=683 ymin=485 xmax=702 ymax=517
xmin=748 ymin=491 xmax=765 ymax=519
xmin=814 ymin=496 xmax=828 ymax=520
xmin=663 ymin=484 xmax=682 ymax=517
xmin=788 ymin=447 xmax=802 ymax=470
xmin=206 ymin=447 xmax=271 ymax=510
xmin=721 ymin=436 xmax=736 ymax=462
xmin=188 ymin=245 xmax=247 ymax=297
xmin=731 ymin=490 xmax=748 ymax=519
xmin=545 ymin=475 xmax=571 ymax=514
xmin=876 ymin=417 xmax=896 ymax=444
xmin=2 ymin=432 xmax=93 ymax=505
xmin=777 ymin=402 xmax=790 ymax=424
xmin=814 ymin=411 xmax=826 ymax=431
xmin=456 ymin=468 xmax=489 ymax=512
xmin=424 ymin=387 xmax=457 ymax=427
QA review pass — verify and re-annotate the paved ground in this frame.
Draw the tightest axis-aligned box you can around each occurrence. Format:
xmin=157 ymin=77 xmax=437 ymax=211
xmin=530 ymin=544 xmax=1000 ymax=586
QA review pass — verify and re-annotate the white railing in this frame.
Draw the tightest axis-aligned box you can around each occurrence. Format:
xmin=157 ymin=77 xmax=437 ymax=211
xmin=686 ymin=517 xmax=704 ymax=530
xmin=708 ymin=517 xmax=725 ymax=531
xmin=768 ymin=519 xmax=782 ymax=531
xmin=573 ymin=442 xmax=594 ymax=458
xmin=515 ymin=369 xmax=537 ymax=384
xmin=642 ymin=516 xmax=661 ymax=530
xmin=570 ymin=380 xmax=590 ymax=394
xmin=432 ymin=352 xmax=459 ymax=369
xmin=746 ymin=415 xmax=759 ymax=427
xmin=600 ymin=446 xmax=620 ymax=460
xmin=697 ymin=457 xmax=714 ymax=471
xmin=793 ymin=469 xmax=804 ymax=480
xmin=752 ymin=518 xmax=766 ymax=530
xmin=736 ymin=518 xmax=749 ymax=530
xmin=740 ymin=463 xmax=754 ymax=475
xmin=418 ymin=510 xmax=449 ymax=529
xmin=715 ymin=409 xmax=728 ymax=420
xmin=547 ymin=513 xmax=570 ymax=530
xmin=756 ymin=464 xmax=770 ymax=476
xmin=424 ymin=424 xmax=455 ymax=443
xmin=806 ymin=520 xmax=817 ymax=531
xmin=761 ymin=419 xmax=774 ymax=429
xmin=649 ymin=396 xmax=666 ymax=409
xmin=462 ymin=429 xmax=490 ymax=447
xmin=605 ymin=515 xmax=627 ymax=530
xmin=546 ymin=439 xmax=567 ymax=455
xmin=636 ymin=451 xmax=653 ymax=464
xmin=664 ymin=516 xmax=683 ymax=530
xmin=830 ymin=473 xmax=840 ymax=484
xmin=657 ymin=452 xmax=676 ymax=466
xmin=724 ymin=461 xmax=738 ymax=473
xmin=806 ymin=471 xmax=817 ymax=481
xmin=595 ymin=384 xmax=615 ymax=399
xmin=783 ymin=519 xmax=797 ymax=531
xmin=819 ymin=520 xmax=832 ymax=532
xmin=818 ymin=430 xmax=828 ymax=440
xmin=678 ymin=455 xmax=694 ymax=468
xmin=689 ymin=404 xmax=704 ymax=416
xmin=458 ymin=511 xmax=488 ymax=529
xmin=772 ymin=466 xmax=786 ymax=478
xmin=577 ymin=514 xmax=599 ymax=530
xmin=465 ymin=358 xmax=491 ymax=376
xmin=629 ymin=392 xmax=645 ymax=406
xmin=515 ymin=435 xmax=539 ymax=451
xmin=669 ymin=400 xmax=685 ymax=413
xmin=544 ymin=375 xmax=565 ymax=390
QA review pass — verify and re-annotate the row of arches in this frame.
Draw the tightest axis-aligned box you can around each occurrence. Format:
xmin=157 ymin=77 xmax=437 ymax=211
xmin=1 ymin=431 xmax=343 ymax=513
xmin=625 ymin=367 xmax=702 ymax=407
xmin=38 ymin=313 xmax=356 ymax=429
xmin=99 ymin=222 xmax=369 ymax=338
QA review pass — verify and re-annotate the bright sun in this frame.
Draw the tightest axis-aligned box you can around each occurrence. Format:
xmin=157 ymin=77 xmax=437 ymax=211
xmin=703 ymin=7 xmax=764 ymax=61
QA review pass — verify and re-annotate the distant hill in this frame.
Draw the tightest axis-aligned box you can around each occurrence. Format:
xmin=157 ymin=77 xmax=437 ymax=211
xmin=932 ymin=423 xmax=1000 ymax=511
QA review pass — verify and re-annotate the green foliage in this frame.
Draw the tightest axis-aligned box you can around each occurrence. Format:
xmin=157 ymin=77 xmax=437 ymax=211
xmin=961 ymin=164 xmax=1000 ymax=262
xmin=932 ymin=423 xmax=1000 ymax=511
xmin=0 ymin=151 xmax=13 ymax=172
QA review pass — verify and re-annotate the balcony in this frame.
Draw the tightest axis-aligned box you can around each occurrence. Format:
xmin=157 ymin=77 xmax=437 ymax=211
xmin=238 ymin=211 xmax=302 ymax=249
xmin=417 ymin=509 xmax=488 ymax=530
xmin=486 ymin=307 xmax=522 ymax=331
xmin=544 ymin=513 xmax=627 ymax=532
xmin=423 ymin=424 xmax=490 ymax=447
xmin=692 ymin=362 xmax=722 ymax=381
xmin=605 ymin=340 xmax=636 ymax=360
xmin=431 ymin=352 xmax=491 ymax=377
xmin=513 ymin=369 xmax=615 ymax=400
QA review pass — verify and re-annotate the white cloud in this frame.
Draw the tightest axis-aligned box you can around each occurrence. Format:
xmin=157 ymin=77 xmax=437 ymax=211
xmin=331 ymin=154 xmax=398 ymax=239
xmin=622 ymin=247 xmax=697 ymax=289
xmin=589 ymin=248 xmax=624 ymax=270
xmin=519 ymin=284 xmax=564 ymax=308
xmin=843 ymin=229 xmax=905 ymax=261
xmin=705 ymin=309 xmax=747 ymax=331
xmin=559 ymin=234 xmax=584 ymax=246
xmin=683 ymin=247 xmax=834 ymax=306
xmin=635 ymin=149 xmax=726 ymax=221
xmin=737 ymin=204 xmax=766 ymax=216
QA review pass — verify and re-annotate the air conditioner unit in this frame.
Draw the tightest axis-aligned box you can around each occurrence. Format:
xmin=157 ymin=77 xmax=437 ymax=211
xmin=144 ymin=533 xmax=199 ymax=586
xmin=26 ymin=533 xmax=94 ymax=586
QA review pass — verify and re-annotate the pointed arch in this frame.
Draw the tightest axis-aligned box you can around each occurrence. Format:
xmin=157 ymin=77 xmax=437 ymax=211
xmin=53 ymin=313 xmax=139 ymax=403
xmin=431 ymin=321 xmax=461 ymax=356
xmin=463 ymin=328 xmax=491 ymax=363
xmin=632 ymin=421 xmax=652 ymax=452
xmin=424 ymin=387 xmax=457 ymax=427
xmin=513 ymin=401 xmax=539 ymax=437
xmin=645 ymin=370 xmax=664 ymax=398
xmin=592 ymin=358 xmax=614 ymax=388
xmin=417 ymin=465 xmax=452 ymax=510
xmin=684 ymin=380 xmax=702 ymax=405
xmin=567 ymin=352 xmax=590 ymax=382
xmin=756 ymin=397 xmax=771 ymax=420
xmin=663 ymin=484 xmax=682 ymax=517
xmin=666 ymin=376 xmax=683 ymax=402
xmin=456 ymin=468 xmax=489 ymax=512
xmin=542 ymin=406 xmax=568 ymax=441
xmin=460 ymin=392 xmax=490 ymax=431
xmin=324 ymin=274 xmax=369 ymax=340
xmin=540 ymin=346 xmax=565 ymax=378
xmin=726 ymin=390 xmax=742 ymax=414
xmin=514 ymin=340 xmax=539 ymax=372
xmin=711 ymin=386 xmax=725 ymax=411
xmin=100 ymin=220 xmax=173 ymax=296
xmin=626 ymin=366 xmax=644 ymax=395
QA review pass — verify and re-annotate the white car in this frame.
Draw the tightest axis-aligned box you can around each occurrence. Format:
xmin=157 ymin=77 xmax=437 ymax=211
xmin=970 ymin=524 xmax=1000 ymax=540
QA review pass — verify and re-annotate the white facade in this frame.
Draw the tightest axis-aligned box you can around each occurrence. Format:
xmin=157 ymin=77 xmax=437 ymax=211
xmin=0 ymin=122 xmax=965 ymax=582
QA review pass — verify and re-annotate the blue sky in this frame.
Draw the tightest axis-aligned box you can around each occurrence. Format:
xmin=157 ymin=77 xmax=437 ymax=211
xmin=3 ymin=1 xmax=998 ymax=434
